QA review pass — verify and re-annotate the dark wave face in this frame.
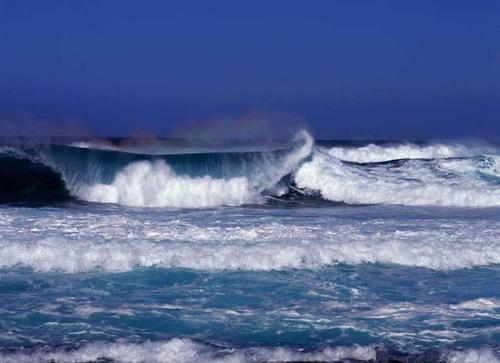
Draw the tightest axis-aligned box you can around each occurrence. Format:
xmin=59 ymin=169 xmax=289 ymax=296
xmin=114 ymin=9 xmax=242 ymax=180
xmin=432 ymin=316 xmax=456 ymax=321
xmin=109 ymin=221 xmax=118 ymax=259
xmin=0 ymin=155 xmax=70 ymax=202
xmin=0 ymin=131 xmax=499 ymax=207
xmin=0 ymin=131 xmax=313 ymax=207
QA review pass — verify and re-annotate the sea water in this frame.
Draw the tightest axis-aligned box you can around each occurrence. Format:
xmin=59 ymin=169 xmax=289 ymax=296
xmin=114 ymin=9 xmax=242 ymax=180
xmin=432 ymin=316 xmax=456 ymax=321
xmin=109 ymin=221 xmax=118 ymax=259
xmin=0 ymin=132 xmax=498 ymax=362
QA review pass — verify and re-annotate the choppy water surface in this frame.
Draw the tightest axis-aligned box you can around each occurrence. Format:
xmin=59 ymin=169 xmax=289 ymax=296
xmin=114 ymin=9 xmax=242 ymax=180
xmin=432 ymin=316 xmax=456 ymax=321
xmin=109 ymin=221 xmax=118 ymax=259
xmin=0 ymin=133 xmax=499 ymax=362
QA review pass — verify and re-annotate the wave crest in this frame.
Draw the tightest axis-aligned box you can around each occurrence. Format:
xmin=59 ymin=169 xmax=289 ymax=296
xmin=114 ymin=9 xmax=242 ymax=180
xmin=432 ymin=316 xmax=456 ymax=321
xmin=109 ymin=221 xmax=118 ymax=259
xmin=79 ymin=160 xmax=258 ymax=208
xmin=1 ymin=133 xmax=499 ymax=208
xmin=76 ymin=130 xmax=313 ymax=208
xmin=2 ymin=219 xmax=498 ymax=272
xmin=0 ymin=339 xmax=377 ymax=363
xmin=327 ymin=142 xmax=495 ymax=163
xmin=294 ymin=152 xmax=500 ymax=207
xmin=0 ymin=339 xmax=497 ymax=363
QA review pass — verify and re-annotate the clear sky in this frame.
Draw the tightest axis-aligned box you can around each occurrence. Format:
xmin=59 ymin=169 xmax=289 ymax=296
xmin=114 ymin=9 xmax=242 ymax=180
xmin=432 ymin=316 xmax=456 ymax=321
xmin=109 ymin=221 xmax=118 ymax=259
xmin=0 ymin=0 xmax=499 ymax=139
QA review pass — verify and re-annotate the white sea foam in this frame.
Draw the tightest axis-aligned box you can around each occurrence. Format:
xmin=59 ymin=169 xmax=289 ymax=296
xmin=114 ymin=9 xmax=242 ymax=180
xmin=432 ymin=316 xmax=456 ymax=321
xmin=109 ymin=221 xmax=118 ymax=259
xmin=294 ymin=152 xmax=500 ymax=207
xmin=262 ymin=129 xmax=313 ymax=187
xmin=0 ymin=339 xmax=377 ymax=363
xmin=0 ymin=339 xmax=497 ymax=363
xmin=1 ymin=219 xmax=498 ymax=272
xmin=362 ymin=299 xmax=500 ymax=327
xmin=327 ymin=142 xmax=494 ymax=163
xmin=6 ymin=131 xmax=499 ymax=208
xmin=79 ymin=160 xmax=258 ymax=208
xmin=444 ymin=348 xmax=500 ymax=363
xmin=75 ymin=130 xmax=313 ymax=208
xmin=1 ymin=206 xmax=498 ymax=272
xmin=452 ymin=298 xmax=500 ymax=310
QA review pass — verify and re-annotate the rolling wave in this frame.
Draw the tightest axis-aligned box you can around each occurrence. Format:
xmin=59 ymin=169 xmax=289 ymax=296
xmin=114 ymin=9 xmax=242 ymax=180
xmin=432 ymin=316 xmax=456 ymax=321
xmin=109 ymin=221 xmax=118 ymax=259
xmin=0 ymin=339 xmax=378 ymax=363
xmin=0 ymin=153 xmax=70 ymax=202
xmin=294 ymin=152 xmax=500 ymax=207
xmin=2 ymin=229 xmax=498 ymax=272
xmin=326 ymin=142 xmax=495 ymax=163
xmin=1 ymin=207 xmax=498 ymax=272
xmin=0 ymin=339 xmax=497 ymax=363
xmin=0 ymin=132 xmax=499 ymax=208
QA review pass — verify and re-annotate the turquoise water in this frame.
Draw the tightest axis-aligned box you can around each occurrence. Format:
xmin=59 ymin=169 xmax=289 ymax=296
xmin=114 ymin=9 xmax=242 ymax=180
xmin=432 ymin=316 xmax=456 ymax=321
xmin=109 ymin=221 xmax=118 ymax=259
xmin=0 ymin=135 xmax=499 ymax=362
xmin=0 ymin=204 xmax=499 ymax=362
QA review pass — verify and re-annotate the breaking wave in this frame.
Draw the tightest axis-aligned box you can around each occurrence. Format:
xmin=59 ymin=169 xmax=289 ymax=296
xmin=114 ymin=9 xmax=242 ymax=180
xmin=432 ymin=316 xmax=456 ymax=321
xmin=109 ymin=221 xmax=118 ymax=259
xmin=2 ymin=234 xmax=498 ymax=272
xmin=326 ymin=142 xmax=494 ymax=163
xmin=294 ymin=152 xmax=500 ymax=207
xmin=0 ymin=339 xmax=497 ymax=363
xmin=0 ymin=132 xmax=499 ymax=208
xmin=1 ymin=212 xmax=498 ymax=272
xmin=0 ymin=339 xmax=378 ymax=363
xmin=80 ymin=161 xmax=258 ymax=208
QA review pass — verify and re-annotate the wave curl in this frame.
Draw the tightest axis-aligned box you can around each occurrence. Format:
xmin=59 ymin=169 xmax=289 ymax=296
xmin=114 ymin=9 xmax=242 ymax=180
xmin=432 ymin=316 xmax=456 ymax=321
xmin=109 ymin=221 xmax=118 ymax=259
xmin=1 ymin=132 xmax=499 ymax=208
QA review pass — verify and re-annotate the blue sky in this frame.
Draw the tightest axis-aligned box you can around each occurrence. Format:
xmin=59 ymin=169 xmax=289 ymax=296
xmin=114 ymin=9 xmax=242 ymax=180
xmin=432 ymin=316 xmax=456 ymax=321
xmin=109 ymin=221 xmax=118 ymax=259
xmin=0 ymin=0 xmax=499 ymax=139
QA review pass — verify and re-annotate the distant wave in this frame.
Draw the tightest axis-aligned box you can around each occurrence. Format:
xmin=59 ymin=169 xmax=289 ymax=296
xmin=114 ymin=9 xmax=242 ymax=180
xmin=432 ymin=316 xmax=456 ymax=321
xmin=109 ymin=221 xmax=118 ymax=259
xmin=326 ymin=142 xmax=495 ymax=163
xmin=1 ymin=132 xmax=499 ymax=208
xmin=70 ymin=140 xmax=285 ymax=155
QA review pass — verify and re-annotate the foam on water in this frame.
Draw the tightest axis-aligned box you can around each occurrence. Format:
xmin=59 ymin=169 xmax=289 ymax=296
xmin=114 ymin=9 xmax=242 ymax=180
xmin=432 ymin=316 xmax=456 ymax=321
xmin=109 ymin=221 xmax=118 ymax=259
xmin=327 ymin=142 xmax=495 ymax=163
xmin=2 ymin=132 xmax=500 ymax=208
xmin=79 ymin=160 xmax=258 ymax=208
xmin=2 ymin=137 xmax=500 ymax=359
xmin=74 ymin=130 xmax=313 ymax=208
xmin=453 ymin=298 xmax=500 ymax=310
xmin=444 ymin=348 xmax=500 ymax=363
xmin=1 ymin=207 xmax=498 ymax=272
xmin=0 ymin=340 xmax=497 ymax=363
xmin=294 ymin=151 xmax=500 ymax=207
xmin=2 ymin=235 xmax=498 ymax=272
xmin=0 ymin=339 xmax=377 ymax=363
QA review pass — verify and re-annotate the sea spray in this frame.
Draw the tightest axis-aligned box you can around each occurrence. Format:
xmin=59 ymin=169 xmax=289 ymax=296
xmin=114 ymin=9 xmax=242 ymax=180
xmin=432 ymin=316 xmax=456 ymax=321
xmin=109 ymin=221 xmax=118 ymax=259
xmin=0 ymin=132 xmax=499 ymax=207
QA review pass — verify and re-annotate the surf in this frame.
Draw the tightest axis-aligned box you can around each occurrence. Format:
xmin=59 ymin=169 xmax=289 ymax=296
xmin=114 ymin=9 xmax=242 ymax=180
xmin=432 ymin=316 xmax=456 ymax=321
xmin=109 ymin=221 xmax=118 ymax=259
xmin=0 ymin=132 xmax=499 ymax=208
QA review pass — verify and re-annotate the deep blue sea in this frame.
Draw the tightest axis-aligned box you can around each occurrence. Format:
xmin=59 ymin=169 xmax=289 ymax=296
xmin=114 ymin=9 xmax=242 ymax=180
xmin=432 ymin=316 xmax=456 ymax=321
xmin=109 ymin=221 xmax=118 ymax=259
xmin=0 ymin=132 xmax=499 ymax=362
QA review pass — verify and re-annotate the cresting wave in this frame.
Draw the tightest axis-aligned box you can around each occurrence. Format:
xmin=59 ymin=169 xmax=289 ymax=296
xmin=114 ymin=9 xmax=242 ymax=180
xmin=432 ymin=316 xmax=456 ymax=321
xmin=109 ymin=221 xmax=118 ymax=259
xmin=326 ymin=142 xmax=496 ymax=163
xmin=2 ymin=234 xmax=498 ymax=272
xmin=0 ymin=339 xmax=497 ymax=363
xmin=0 ymin=132 xmax=499 ymax=207
xmin=0 ymin=339 xmax=376 ymax=363
xmin=81 ymin=161 xmax=257 ymax=208
xmin=294 ymin=152 xmax=500 ymax=207
xmin=79 ymin=130 xmax=313 ymax=207
xmin=1 ymin=209 xmax=498 ymax=272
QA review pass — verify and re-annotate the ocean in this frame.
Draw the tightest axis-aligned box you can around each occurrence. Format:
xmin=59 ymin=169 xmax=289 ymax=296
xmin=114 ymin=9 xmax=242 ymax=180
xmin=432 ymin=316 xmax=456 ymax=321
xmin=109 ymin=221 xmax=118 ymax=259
xmin=0 ymin=131 xmax=499 ymax=362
